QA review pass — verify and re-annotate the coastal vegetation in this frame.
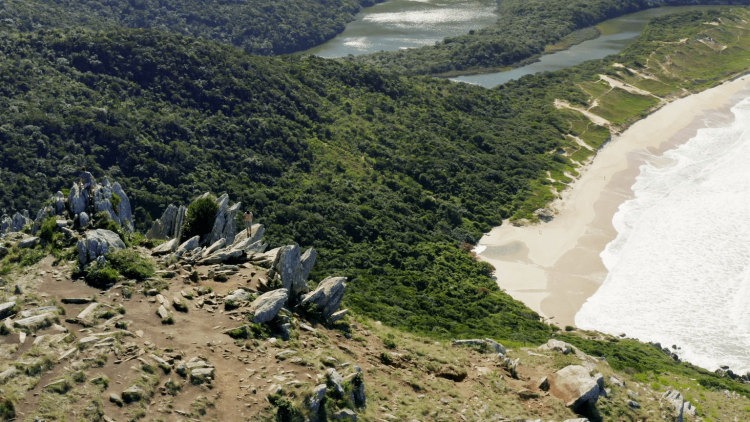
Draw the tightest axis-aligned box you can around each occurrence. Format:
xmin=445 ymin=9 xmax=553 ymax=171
xmin=2 ymin=8 xmax=750 ymax=346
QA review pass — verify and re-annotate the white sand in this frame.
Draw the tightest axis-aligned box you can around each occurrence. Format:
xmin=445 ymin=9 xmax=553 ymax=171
xmin=477 ymin=77 xmax=750 ymax=327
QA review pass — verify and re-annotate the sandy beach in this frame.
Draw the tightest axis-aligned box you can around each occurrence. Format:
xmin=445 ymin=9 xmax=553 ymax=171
xmin=476 ymin=76 xmax=750 ymax=328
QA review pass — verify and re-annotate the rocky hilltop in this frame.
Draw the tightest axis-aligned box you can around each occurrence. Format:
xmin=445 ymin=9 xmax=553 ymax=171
xmin=0 ymin=186 xmax=748 ymax=421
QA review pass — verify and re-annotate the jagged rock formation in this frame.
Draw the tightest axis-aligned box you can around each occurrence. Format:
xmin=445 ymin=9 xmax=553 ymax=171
xmin=77 ymin=229 xmax=126 ymax=265
xmin=145 ymin=204 xmax=186 ymax=241
xmin=205 ymin=193 xmax=241 ymax=246
xmin=248 ymin=289 xmax=289 ymax=324
xmin=299 ymin=276 xmax=346 ymax=320
xmin=1 ymin=177 xmax=133 ymax=237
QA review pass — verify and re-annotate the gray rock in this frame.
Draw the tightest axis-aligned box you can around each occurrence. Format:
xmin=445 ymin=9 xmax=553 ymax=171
xmin=248 ymin=289 xmax=289 ymax=324
xmin=0 ymin=215 xmax=10 ymax=234
xmin=308 ymin=384 xmax=327 ymax=421
xmin=326 ymin=368 xmax=345 ymax=397
xmin=68 ymin=183 xmax=88 ymax=215
xmin=198 ymin=248 xmax=243 ymax=265
xmin=206 ymin=194 xmax=229 ymax=246
xmin=18 ymin=237 xmax=40 ymax=249
xmin=548 ymin=365 xmax=603 ymax=412
xmin=202 ymin=238 xmax=226 ymax=258
xmin=0 ymin=301 xmax=16 ymax=319
xmin=332 ymin=409 xmax=357 ymax=421
xmin=146 ymin=204 xmax=186 ymax=241
xmin=273 ymin=245 xmax=307 ymax=300
xmin=328 ymin=309 xmax=348 ymax=324
xmin=275 ymin=350 xmax=297 ymax=360
xmin=78 ymin=211 xmax=90 ymax=228
xmin=122 ymin=385 xmax=145 ymax=403
xmin=0 ymin=367 xmax=17 ymax=383
xmin=110 ymin=393 xmax=124 ymax=407
xmin=627 ymin=400 xmax=640 ymax=409
xmin=54 ymin=191 xmax=66 ymax=215
xmin=221 ymin=202 xmax=241 ymax=246
xmin=20 ymin=306 xmax=58 ymax=318
xmin=452 ymin=338 xmax=506 ymax=355
xmin=175 ymin=235 xmax=200 ymax=256
xmin=112 ymin=182 xmax=133 ymax=232
xmin=60 ymin=227 xmax=75 ymax=240
xmin=539 ymin=339 xmax=576 ymax=355
xmin=301 ymin=247 xmax=317 ymax=281
xmin=157 ymin=305 xmax=169 ymax=320
xmin=14 ymin=313 xmax=53 ymax=328
xmin=683 ymin=401 xmax=696 ymax=417
xmin=299 ymin=276 xmax=346 ymax=319
xmin=175 ymin=361 xmax=188 ymax=377
xmin=10 ymin=212 xmax=31 ymax=233
xmin=190 ymin=367 xmax=215 ymax=384
xmin=77 ymin=229 xmax=126 ymax=264
xmin=152 ymin=238 xmax=178 ymax=256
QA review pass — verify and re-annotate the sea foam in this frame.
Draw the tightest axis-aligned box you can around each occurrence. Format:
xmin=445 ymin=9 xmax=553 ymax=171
xmin=576 ymin=96 xmax=750 ymax=373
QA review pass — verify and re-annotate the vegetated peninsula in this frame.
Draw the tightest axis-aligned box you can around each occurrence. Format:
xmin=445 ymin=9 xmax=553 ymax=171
xmin=348 ymin=0 xmax=750 ymax=76
xmin=0 ymin=0 xmax=384 ymax=55
xmin=1 ymin=4 xmax=750 ymax=421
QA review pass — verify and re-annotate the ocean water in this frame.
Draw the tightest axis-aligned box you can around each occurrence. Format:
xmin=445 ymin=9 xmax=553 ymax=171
xmin=576 ymin=96 xmax=750 ymax=373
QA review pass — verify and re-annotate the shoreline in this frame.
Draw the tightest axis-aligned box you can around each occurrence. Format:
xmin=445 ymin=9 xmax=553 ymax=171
xmin=476 ymin=76 xmax=750 ymax=328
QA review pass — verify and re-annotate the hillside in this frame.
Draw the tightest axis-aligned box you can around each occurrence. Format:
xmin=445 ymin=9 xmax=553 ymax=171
xmin=0 ymin=191 xmax=749 ymax=421
xmin=0 ymin=0 xmax=383 ymax=55
xmin=3 ymin=6 xmax=750 ymax=347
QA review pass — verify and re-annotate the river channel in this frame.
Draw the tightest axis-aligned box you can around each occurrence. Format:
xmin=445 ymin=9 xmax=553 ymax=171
xmin=303 ymin=3 xmax=727 ymax=88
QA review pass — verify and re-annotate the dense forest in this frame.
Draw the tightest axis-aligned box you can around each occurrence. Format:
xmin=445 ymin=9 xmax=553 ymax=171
xmin=348 ymin=0 xmax=750 ymax=75
xmin=2 ymin=7 xmax=750 ymax=344
xmin=0 ymin=0 xmax=383 ymax=55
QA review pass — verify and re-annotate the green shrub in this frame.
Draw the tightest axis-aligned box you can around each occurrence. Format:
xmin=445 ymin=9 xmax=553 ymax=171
xmin=181 ymin=196 xmax=219 ymax=241
xmin=19 ymin=248 xmax=46 ymax=267
xmin=0 ymin=397 xmax=14 ymax=420
xmin=107 ymin=249 xmax=155 ymax=280
xmin=111 ymin=193 xmax=121 ymax=212
xmin=39 ymin=216 xmax=57 ymax=244
xmin=84 ymin=262 xmax=120 ymax=288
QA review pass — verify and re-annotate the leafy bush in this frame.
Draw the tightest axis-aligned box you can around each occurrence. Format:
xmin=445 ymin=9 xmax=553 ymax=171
xmin=84 ymin=262 xmax=120 ymax=287
xmin=181 ymin=197 xmax=219 ymax=242
xmin=107 ymin=249 xmax=155 ymax=280
xmin=39 ymin=216 xmax=57 ymax=244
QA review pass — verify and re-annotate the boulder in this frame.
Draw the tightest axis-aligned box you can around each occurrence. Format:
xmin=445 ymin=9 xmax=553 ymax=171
xmin=326 ymin=368 xmax=345 ymax=397
xmin=10 ymin=212 xmax=31 ymax=233
xmin=78 ymin=211 xmax=90 ymax=228
xmin=122 ymin=385 xmax=145 ymax=403
xmin=18 ymin=237 xmax=40 ymax=249
xmin=308 ymin=384 xmax=327 ymax=421
xmin=77 ymin=229 xmax=126 ymax=265
xmin=175 ymin=235 xmax=200 ymax=256
xmin=198 ymin=248 xmax=243 ymax=265
xmin=452 ymin=338 xmax=506 ymax=355
xmin=273 ymin=245 xmax=307 ymax=299
xmin=190 ymin=367 xmax=215 ymax=384
xmin=0 ymin=215 xmax=9 ymax=234
xmin=548 ymin=365 xmax=603 ymax=412
xmin=54 ymin=191 xmax=66 ymax=215
xmin=68 ymin=184 xmax=88 ymax=215
xmin=540 ymin=339 xmax=575 ymax=354
xmin=301 ymin=248 xmax=317 ymax=280
xmin=152 ymin=238 xmax=178 ymax=256
xmin=205 ymin=195 xmax=241 ymax=246
xmin=328 ymin=309 xmax=348 ymax=324
xmin=0 ymin=301 xmax=17 ymax=319
xmin=299 ymin=276 xmax=346 ymax=319
xmin=202 ymin=238 xmax=226 ymax=258
xmin=248 ymin=289 xmax=289 ymax=324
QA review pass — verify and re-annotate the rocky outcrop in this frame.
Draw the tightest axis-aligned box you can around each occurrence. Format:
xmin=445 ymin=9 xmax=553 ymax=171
xmin=175 ymin=235 xmax=200 ymax=257
xmin=18 ymin=237 xmax=40 ymax=249
xmin=308 ymin=384 xmax=327 ymax=422
xmin=146 ymin=204 xmax=187 ymax=241
xmin=299 ymin=277 xmax=346 ymax=319
xmin=272 ymin=245 xmax=307 ymax=299
xmin=205 ymin=194 xmax=241 ymax=246
xmin=301 ymin=248 xmax=317 ymax=281
xmin=1 ymin=211 xmax=32 ymax=235
xmin=539 ymin=339 xmax=577 ymax=355
xmin=77 ymin=229 xmax=126 ymax=265
xmin=248 ymin=289 xmax=289 ymax=323
xmin=547 ymin=365 xmax=604 ymax=412
xmin=68 ymin=183 xmax=88 ymax=216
